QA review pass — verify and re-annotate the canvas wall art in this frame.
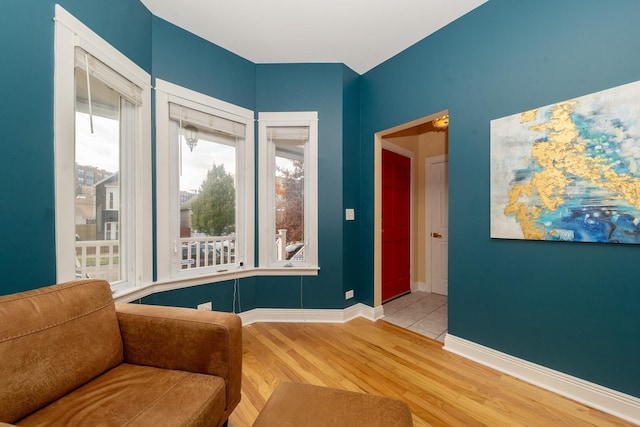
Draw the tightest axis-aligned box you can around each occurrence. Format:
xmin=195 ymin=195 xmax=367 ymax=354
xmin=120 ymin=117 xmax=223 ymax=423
xmin=490 ymin=80 xmax=640 ymax=243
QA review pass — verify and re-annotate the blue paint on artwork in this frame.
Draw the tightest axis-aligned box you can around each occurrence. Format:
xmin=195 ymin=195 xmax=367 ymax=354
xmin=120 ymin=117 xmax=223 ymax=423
xmin=545 ymin=206 xmax=640 ymax=243
xmin=491 ymin=80 xmax=640 ymax=244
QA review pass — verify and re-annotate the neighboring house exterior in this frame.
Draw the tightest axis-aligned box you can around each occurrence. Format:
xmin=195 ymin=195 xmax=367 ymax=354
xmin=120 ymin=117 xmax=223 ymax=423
xmin=76 ymin=164 xmax=110 ymax=190
xmin=75 ymin=164 xmax=113 ymax=241
xmin=74 ymin=186 xmax=96 ymax=241
xmin=95 ymin=173 xmax=119 ymax=241
xmin=180 ymin=192 xmax=197 ymax=237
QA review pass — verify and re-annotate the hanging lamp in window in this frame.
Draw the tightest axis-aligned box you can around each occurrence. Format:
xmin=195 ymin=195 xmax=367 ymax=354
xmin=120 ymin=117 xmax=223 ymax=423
xmin=183 ymin=124 xmax=199 ymax=152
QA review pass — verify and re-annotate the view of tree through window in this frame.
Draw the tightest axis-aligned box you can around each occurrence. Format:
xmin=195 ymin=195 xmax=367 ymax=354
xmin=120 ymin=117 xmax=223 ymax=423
xmin=172 ymin=103 xmax=242 ymax=269
xmin=273 ymin=128 xmax=307 ymax=262
xmin=191 ymin=163 xmax=236 ymax=236
xmin=276 ymin=158 xmax=304 ymax=247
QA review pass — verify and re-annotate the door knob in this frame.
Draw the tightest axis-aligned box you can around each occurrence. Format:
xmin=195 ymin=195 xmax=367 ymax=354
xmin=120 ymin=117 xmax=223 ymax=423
xmin=432 ymin=232 xmax=442 ymax=238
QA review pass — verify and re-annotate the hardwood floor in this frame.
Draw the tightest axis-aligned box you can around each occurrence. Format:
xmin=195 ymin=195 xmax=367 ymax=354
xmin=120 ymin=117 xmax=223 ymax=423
xmin=229 ymin=318 xmax=634 ymax=426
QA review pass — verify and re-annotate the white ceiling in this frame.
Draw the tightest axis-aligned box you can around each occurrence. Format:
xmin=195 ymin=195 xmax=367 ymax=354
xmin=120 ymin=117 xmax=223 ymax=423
xmin=140 ymin=0 xmax=488 ymax=74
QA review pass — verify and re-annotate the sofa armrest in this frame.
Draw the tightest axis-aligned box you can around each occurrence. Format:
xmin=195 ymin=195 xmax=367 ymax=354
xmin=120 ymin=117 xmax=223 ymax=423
xmin=115 ymin=303 xmax=242 ymax=412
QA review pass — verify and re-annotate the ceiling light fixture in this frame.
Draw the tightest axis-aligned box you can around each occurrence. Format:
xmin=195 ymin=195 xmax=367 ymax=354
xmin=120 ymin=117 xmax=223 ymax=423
xmin=432 ymin=115 xmax=449 ymax=129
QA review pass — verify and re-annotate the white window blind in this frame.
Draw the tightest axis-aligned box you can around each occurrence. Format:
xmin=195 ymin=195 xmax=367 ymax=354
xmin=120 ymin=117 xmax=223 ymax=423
xmin=169 ymin=103 xmax=246 ymax=141
xmin=267 ymin=126 xmax=309 ymax=141
xmin=268 ymin=126 xmax=308 ymax=161
xmin=74 ymin=47 xmax=143 ymax=106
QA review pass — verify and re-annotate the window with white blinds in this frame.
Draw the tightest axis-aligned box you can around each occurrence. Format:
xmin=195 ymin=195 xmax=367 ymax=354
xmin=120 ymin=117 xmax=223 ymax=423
xmin=155 ymin=80 xmax=255 ymax=281
xmin=168 ymin=103 xmax=245 ymax=142
xmin=259 ymin=112 xmax=319 ymax=269
xmin=54 ymin=5 xmax=152 ymax=294
xmin=74 ymin=47 xmax=143 ymax=106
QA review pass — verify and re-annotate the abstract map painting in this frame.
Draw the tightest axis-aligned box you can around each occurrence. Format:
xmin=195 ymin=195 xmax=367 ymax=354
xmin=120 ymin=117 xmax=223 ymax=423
xmin=491 ymin=80 xmax=640 ymax=243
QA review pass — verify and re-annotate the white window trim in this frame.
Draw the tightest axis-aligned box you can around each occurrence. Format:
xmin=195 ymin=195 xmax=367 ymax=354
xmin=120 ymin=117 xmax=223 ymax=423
xmin=258 ymin=112 xmax=319 ymax=270
xmin=54 ymin=5 xmax=152 ymax=293
xmin=155 ymin=79 xmax=255 ymax=283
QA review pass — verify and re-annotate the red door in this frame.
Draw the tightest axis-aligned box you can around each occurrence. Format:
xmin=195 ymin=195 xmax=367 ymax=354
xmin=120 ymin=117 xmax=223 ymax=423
xmin=382 ymin=149 xmax=411 ymax=302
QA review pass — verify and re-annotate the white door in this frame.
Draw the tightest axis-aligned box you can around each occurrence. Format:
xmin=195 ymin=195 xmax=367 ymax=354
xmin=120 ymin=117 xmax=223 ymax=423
xmin=427 ymin=158 xmax=448 ymax=295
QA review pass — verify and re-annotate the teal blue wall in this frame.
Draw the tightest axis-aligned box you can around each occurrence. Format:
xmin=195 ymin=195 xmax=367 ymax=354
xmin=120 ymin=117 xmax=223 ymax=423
xmin=360 ymin=0 xmax=640 ymax=397
xmin=342 ymin=66 xmax=363 ymax=307
xmin=141 ymin=277 xmax=254 ymax=313
xmin=253 ymin=63 xmax=346 ymax=309
xmin=145 ymin=19 xmax=257 ymax=309
xmin=151 ymin=17 xmax=256 ymax=111
xmin=57 ymin=0 xmax=152 ymax=71
xmin=145 ymin=63 xmax=356 ymax=311
xmin=4 ymin=0 xmax=639 ymax=399
xmin=0 ymin=0 xmax=151 ymax=295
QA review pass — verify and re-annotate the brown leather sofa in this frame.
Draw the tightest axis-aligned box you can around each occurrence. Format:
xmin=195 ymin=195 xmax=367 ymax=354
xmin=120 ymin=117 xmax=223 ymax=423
xmin=0 ymin=279 xmax=242 ymax=426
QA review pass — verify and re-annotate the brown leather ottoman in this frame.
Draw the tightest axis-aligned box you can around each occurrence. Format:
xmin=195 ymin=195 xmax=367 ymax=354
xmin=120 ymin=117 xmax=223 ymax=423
xmin=252 ymin=382 xmax=413 ymax=427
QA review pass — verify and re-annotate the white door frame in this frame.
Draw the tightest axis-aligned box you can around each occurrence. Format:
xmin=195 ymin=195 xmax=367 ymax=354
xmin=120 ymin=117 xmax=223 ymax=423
xmin=373 ymin=110 xmax=448 ymax=308
xmin=381 ymin=140 xmax=415 ymax=296
xmin=425 ymin=155 xmax=448 ymax=294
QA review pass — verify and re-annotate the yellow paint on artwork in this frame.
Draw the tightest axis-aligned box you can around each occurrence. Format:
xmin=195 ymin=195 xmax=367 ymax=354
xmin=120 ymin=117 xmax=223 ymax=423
xmin=520 ymin=109 xmax=538 ymax=123
xmin=504 ymin=100 xmax=640 ymax=239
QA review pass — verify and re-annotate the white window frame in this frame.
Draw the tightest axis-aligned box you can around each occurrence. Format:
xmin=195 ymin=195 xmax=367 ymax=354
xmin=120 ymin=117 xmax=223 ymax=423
xmin=258 ymin=112 xmax=319 ymax=271
xmin=54 ymin=5 xmax=152 ymax=294
xmin=155 ymin=79 xmax=255 ymax=284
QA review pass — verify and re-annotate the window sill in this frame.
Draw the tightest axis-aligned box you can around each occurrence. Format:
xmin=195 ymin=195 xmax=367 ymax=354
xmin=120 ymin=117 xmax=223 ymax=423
xmin=113 ymin=266 xmax=320 ymax=303
xmin=257 ymin=266 xmax=320 ymax=276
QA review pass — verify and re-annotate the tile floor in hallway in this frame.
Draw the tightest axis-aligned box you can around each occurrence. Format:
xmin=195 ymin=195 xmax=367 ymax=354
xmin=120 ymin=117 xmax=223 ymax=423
xmin=382 ymin=291 xmax=448 ymax=342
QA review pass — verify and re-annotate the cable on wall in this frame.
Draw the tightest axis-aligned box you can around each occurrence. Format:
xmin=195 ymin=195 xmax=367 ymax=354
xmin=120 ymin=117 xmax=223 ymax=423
xmin=300 ymin=275 xmax=306 ymax=322
xmin=233 ymin=277 xmax=241 ymax=314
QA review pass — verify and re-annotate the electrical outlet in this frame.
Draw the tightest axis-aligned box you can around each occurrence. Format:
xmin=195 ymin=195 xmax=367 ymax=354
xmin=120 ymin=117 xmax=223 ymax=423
xmin=197 ymin=301 xmax=213 ymax=311
xmin=345 ymin=290 xmax=354 ymax=300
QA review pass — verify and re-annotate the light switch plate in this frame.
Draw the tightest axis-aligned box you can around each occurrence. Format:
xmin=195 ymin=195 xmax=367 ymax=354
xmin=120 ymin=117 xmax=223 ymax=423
xmin=345 ymin=208 xmax=355 ymax=221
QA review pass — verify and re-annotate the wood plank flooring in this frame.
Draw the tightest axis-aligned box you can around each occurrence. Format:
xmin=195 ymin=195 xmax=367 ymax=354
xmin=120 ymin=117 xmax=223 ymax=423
xmin=228 ymin=318 xmax=635 ymax=426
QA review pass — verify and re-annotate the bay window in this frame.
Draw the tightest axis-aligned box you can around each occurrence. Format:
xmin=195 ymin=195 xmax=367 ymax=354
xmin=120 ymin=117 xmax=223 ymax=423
xmin=155 ymin=80 xmax=254 ymax=282
xmin=258 ymin=112 xmax=318 ymax=269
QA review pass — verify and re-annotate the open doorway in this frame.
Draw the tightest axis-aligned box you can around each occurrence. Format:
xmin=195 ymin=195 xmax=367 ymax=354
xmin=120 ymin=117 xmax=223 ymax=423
xmin=375 ymin=111 xmax=449 ymax=341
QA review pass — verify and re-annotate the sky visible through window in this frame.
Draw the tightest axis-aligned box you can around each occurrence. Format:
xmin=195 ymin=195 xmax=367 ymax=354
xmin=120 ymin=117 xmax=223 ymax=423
xmin=76 ymin=114 xmax=240 ymax=195
xmin=76 ymin=115 xmax=298 ymax=213
xmin=179 ymin=135 xmax=236 ymax=194
xmin=76 ymin=112 xmax=119 ymax=173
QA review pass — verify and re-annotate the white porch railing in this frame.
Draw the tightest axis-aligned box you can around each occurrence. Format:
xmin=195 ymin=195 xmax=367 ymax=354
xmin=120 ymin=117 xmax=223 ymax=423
xmin=179 ymin=236 xmax=235 ymax=270
xmin=76 ymin=232 xmax=303 ymax=278
xmin=276 ymin=229 xmax=287 ymax=261
xmin=275 ymin=229 xmax=305 ymax=262
xmin=75 ymin=240 xmax=119 ymax=282
xmin=290 ymin=247 xmax=305 ymax=262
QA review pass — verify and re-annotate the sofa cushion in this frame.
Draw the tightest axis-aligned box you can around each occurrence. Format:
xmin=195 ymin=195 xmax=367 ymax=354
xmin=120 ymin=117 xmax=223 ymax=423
xmin=116 ymin=302 xmax=243 ymax=413
xmin=0 ymin=279 xmax=123 ymax=423
xmin=16 ymin=363 xmax=226 ymax=426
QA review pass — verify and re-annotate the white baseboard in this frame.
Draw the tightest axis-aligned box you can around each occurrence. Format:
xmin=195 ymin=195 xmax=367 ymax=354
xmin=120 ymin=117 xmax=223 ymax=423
xmin=444 ymin=334 xmax=640 ymax=425
xmin=412 ymin=281 xmax=429 ymax=292
xmin=239 ymin=303 xmax=384 ymax=326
